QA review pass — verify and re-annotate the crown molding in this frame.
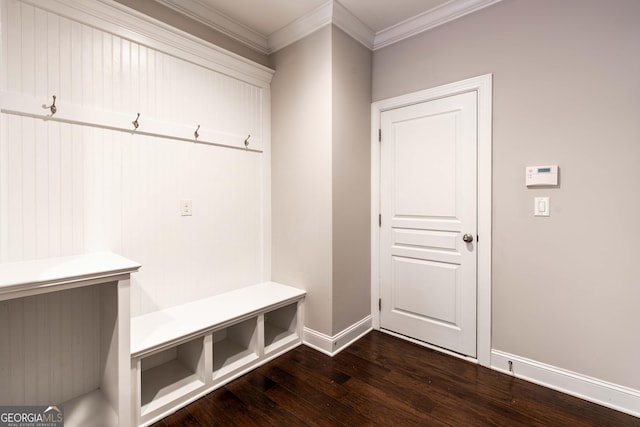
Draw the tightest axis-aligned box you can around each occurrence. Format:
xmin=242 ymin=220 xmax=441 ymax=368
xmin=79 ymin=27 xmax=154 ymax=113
xmin=332 ymin=0 xmax=375 ymax=50
xmin=155 ymin=0 xmax=269 ymax=53
xmin=268 ymin=0 xmax=374 ymax=53
xmin=373 ymin=0 xmax=504 ymax=50
xmin=267 ymin=1 xmax=333 ymax=53
xmin=153 ymin=0 xmax=503 ymax=55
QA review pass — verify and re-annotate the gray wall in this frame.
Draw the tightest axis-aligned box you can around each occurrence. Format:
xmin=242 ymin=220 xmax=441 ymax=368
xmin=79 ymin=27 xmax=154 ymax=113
xmin=114 ymin=0 xmax=373 ymax=340
xmin=373 ymin=0 xmax=640 ymax=390
xmin=270 ymin=26 xmax=334 ymax=335
xmin=331 ymin=27 xmax=372 ymax=335
xmin=270 ymin=26 xmax=372 ymax=336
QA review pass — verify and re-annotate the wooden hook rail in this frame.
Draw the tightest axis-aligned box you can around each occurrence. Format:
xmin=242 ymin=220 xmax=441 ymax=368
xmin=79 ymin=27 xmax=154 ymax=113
xmin=0 ymin=91 xmax=262 ymax=153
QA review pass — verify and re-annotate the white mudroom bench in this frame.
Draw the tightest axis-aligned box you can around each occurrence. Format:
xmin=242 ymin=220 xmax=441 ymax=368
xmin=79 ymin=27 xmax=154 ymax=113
xmin=130 ymin=282 xmax=306 ymax=426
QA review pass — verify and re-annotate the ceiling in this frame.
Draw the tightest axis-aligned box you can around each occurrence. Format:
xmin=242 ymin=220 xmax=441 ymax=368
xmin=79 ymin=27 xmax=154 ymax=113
xmin=338 ymin=0 xmax=452 ymax=32
xmin=155 ymin=0 xmax=502 ymax=53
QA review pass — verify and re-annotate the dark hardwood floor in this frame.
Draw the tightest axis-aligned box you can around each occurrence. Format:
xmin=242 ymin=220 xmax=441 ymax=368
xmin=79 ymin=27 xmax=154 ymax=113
xmin=153 ymin=331 xmax=640 ymax=426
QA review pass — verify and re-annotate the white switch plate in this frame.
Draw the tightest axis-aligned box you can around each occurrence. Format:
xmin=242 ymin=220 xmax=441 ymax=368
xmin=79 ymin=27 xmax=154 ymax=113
xmin=181 ymin=199 xmax=192 ymax=216
xmin=534 ymin=197 xmax=549 ymax=217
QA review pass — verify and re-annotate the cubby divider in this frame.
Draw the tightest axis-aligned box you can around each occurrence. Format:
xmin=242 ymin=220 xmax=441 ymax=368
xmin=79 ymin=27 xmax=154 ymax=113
xmin=130 ymin=282 xmax=305 ymax=426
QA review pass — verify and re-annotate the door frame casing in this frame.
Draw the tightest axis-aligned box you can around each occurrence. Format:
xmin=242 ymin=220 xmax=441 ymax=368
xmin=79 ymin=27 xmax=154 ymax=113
xmin=371 ymin=74 xmax=492 ymax=367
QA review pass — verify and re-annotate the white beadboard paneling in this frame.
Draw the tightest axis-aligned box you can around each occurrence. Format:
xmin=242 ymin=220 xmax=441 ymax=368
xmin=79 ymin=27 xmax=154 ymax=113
xmin=1 ymin=113 xmax=8 ymax=262
xmin=81 ymin=24 xmax=93 ymax=106
xmin=23 ymin=296 xmax=37 ymax=402
xmin=20 ymin=2 xmax=35 ymax=96
xmin=60 ymin=123 xmax=74 ymax=256
xmin=70 ymin=124 xmax=85 ymax=254
xmin=46 ymin=9 xmax=60 ymax=99
xmin=70 ymin=287 xmax=84 ymax=398
xmin=34 ymin=7 xmax=47 ymax=100
xmin=36 ymin=294 xmax=51 ymax=403
xmin=48 ymin=121 xmax=62 ymax=258
xmin=0 ymin=288 xmax=100 ymax=405
xmin=48 ymin=290 xmax=63 ymax=403
xmin=22 ymin=117 xmax=36 ymax=260
xmin=70 ymin=20 xmax=82 ymax=106
xmin=2 ymin=3 xmax=268 ymax=141
xmin=59 ymin=286 xmax=74 ymax=401
xmin=9 ymin=299 xmax=25 ymax=402
xmin=6 ymin=116 xmax=23 ymax=261
xmin=93 ymin=28 xmax=105 ymax=110
xmin=59 ymin=16 xmax=72 ymax=100
xmin=1 ymin=0 xmax=270 ymax=316
xmin=129 ymin=39 xmax=139 ymax=114
xmin=0 ymin=299 xmax=8 ymax=403
xmin=35 ymin=119 xmax=49 ymax=258
xmin=102 ymin=32 xmax=114 ymax=112
xmin=5 ymin=0 xmax=22 ymax=91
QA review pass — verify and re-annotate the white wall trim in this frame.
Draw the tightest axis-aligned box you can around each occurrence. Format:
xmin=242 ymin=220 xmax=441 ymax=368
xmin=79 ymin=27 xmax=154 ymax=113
xmin=22 ymin=0 xmax=274 ymax=87
xmin=371 ymin=74 xmax=493 ymax=367
xmin=148 ymin=0 xmax=502 ymax=54
xmin=331 ymin=1 xmax=375 ymax=51
xmin=154 ymin=0 xmax=268 ymax=54
xmin=269 ymin=1 xmax=374 ymax=52
xmin=492 ymin=350 xmax=640 ymax=418
xmin=373 ymin=0 xmax=503 ymax=50
xmin=303 ymin=316 xmax=372 ymax=357
xmin=267 ymin=1 xmax=333 ymax=54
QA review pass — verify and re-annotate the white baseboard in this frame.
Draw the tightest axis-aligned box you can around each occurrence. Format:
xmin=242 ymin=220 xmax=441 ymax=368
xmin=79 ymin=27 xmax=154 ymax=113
xmin=303 ymin=316 xmax=372 ymax=356
xmin=491 ymin=350 xmax=640 ymax=418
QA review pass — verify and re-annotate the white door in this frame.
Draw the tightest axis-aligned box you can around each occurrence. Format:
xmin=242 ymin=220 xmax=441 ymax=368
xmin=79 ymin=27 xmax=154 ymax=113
xmin=379 ymin=91 xmax=478 ymax=357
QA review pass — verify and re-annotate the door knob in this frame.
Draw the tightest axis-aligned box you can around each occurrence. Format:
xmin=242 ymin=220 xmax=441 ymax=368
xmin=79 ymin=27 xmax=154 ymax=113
xmin=463 ymin=234 xmax=474 ymax=243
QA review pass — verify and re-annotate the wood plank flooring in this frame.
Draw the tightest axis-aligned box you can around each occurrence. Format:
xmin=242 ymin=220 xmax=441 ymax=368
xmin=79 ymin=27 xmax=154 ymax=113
xmin=153 ymin=331 xmax=640 ymax=426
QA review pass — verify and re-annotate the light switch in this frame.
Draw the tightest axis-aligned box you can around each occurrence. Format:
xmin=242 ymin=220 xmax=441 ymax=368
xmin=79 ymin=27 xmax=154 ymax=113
xmin=534 ymin=197 xmax=549 ymax=217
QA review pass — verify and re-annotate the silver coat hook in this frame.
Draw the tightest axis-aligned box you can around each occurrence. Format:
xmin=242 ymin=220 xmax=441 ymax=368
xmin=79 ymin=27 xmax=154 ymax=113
xmin=49 ymin=95 xmax=57 ymax=115
xmin=194 ymin=125 xmax=200 ymax=140
xmin=132 ymin=113 xmax=140 ymax=129
xmin=244 ymin=134 xmax=251 ymax=150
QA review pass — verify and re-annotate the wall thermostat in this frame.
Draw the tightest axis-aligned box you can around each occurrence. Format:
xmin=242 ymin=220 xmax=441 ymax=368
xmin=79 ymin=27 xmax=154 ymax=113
xmin=526 ymin=165 xmax=558 ymax=187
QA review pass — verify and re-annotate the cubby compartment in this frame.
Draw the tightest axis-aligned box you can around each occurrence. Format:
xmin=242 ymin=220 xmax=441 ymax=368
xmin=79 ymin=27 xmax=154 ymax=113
xmin=0 ymin=253 xmax=139 ymax=427
xmin=212 ymin=317 xmax=259 ymax=380
xmin=264 ymin=302 xmax=300 ymax=353
xmin=0 ymin=285 xmax=119 ymax=427
xmin=140 ymin=338 xmax=206 ymax=417
xmin=131 ymin=282 xmax=305 ymax=425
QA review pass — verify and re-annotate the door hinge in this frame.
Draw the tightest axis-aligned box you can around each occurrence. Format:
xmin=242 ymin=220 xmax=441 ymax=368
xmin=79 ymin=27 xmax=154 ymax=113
xmin=378 ymin=214 xmax=381 ymax=227
xmin=378 ymin=298 xmax=381 ymax=311
xmin=378 ymin=129 xmax=381 ymax=142
xmin=477 ymin=235 xmax=480 ymax=242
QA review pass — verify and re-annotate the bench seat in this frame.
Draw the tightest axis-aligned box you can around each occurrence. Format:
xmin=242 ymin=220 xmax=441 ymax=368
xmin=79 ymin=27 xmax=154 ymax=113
xmin=129 ymin=281 xmax=306 ymax=426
